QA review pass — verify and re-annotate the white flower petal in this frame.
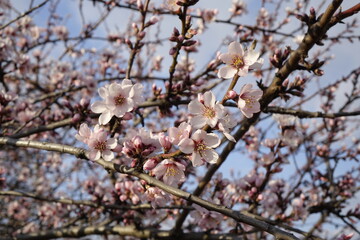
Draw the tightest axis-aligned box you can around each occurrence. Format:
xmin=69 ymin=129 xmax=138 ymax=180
xmin=244 ymin=49 xmax=260 ymax=66
xmin=91 ymin=101 xmax=107 ymax=113
xmin=190 ymin=115 xmax=207 ymax=129
xmin=249 ymin=58 xmax=264 ymax=70
xmin=102 ymin=150 xmax=114 ymax=161
xmin=203 ymin=91 xmax=215 ymax=108
xmin=99 ymin=110 xmax=112 ymax=125
xmin=218 ymin=66 xmax=237 ymax=79
xmin=98 ymin=87 xmax=108 ymax=99
xmin=203 ymin=133 xmax=220 ymax=148
xmin=188 ymin=99 xmax=205 ymax=115
xmin=178 ymin=138 xmax=195 ymax=154
xmin=107 ymin=138 xmax=117 ymax=149
xmin=203 ymin=149 xmax=219 ymax=164
xmin=192 ymin=152 xmax=204 ymax=167
xmin=219 ymin=53 xmax=234 ymax=65
xmin=228 ymin=41 xmax=244 ymax=56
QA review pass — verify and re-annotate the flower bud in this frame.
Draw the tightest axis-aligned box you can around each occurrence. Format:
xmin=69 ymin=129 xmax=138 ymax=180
xmin=132 ymin=136 xmax=143 ymax=149
xmin=227 ymin=90 xmax=237 ymax=99
xmin=143 ymin=158 xmax=158 ymax=171
xmin=159 ymin=133 xmax=172 ymax=152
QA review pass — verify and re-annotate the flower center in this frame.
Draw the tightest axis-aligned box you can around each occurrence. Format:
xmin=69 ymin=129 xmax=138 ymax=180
xmin=95 ymin=141 xmax=107 ymax=151
xmin=244 ymin=95 xmax=256 ymax=108
xmin=195 ymin=142 xmax=207 ymax=156
xmin=114 ymin=95 xmax=125 ymax=106
xmin=231 ymin=56 xmax=244 ymax=69
xmin=165 ymin=166 xmax=178 ymax=177
xmin=203 ymin=106 xmax=216 ymax=119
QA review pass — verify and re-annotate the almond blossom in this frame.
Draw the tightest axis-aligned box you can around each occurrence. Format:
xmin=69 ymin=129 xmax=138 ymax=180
xmin=151 ymin=159 xmax=186 ymax=186
xmin=217 ymin=109 xmax=237 ymax=142
xmin=238 ymin=83 xmax=262 ymax=118
xmin=218 ymin=41 xmax=263 ymax=79
xmin=188 ymin=91 xmax=225 ymax=129
xmin=168 ymin=122 xmax=192 ymax=145
xmin=178 ymin=129 xmax=220 ymax=167
xmin=76 ymin=123 xmax=117 ymax=161
xmin=91 ymin=79 xmax=144 ymax=125
xmin=142 ymin=187 xmax=170 ymax=209
xmin=190 ymin=204 xmax=223 ymax=230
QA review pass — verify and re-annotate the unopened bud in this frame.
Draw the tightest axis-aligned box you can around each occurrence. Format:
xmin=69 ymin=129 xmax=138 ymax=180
xmin=173 ymin=27 xmax=180 ymax=36
xmin=143 ymin=158 xmax=158 ymax=171
xmin=123 ymin=112 xmax=133 ymax=120
xmin=169 ymin=47 xmax=177 ymax=55
xmin=138 ymin=31 xmax=146 ymax=39
xmin=148 ymin=16 xmax=159 ymax=25
xmin=133 ymin=136 xmax=143 ymax=149
xmin=227 ymin=90 xmax=237 ymax=99
xmin=182 ymin=40 xmax=197 ymax=46
xmin=282 ymin=78 xmax=289 ymax=88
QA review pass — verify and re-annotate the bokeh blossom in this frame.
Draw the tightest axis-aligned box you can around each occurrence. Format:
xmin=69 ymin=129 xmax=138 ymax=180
xmin=190 ymin=204 xmax=222 ymax=230
xmin=218 ymin=41 xmax=263 ymax=79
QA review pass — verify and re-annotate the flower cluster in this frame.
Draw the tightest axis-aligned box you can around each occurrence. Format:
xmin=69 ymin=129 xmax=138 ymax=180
xmin=91 ymin=79 xmax=144 ymax=125
xmin=188 ymin=91 xmax=237 ymax=141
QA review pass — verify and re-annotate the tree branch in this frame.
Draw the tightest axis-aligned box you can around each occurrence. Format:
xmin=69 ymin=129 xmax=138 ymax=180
xmin=264 ymin=107 xmax=360 ymax=118
xmin=0 ymin=137 xmax=299 ymax=240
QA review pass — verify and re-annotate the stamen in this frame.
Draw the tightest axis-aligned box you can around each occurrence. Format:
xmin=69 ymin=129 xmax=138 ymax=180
xmin=114 ymin=95 xmax=125 ymax=106
xmin=95 ymin=141 xmax=107 ymax=151
xmin=203 ymin=106 xmax=216 ymax=119
xmin=232 ymin=56 xmax=244 ymax=69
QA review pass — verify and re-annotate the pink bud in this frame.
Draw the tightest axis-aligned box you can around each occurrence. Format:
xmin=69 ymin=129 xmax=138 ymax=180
xmin=159 ymin=133 xmax=172 ymax=152
xmin=138 ymin=31 xmax=146 ymax=39
xmin=122 ymin=112 xmax=133 ymax=120
xmin=143 ymin=158 xmax=158 ymax=171
xmin=227 ymin=90 xmax=237 ymax=99
xmin=169 ymin=47 xmax=177 ymax=55
xmin=282 ymin=78 xmax=289 ymax=87
xmin=72 ymin=114 xmax=81 ymax=123
xmin=132 ymin=136 xmax=143 ymax=149
xmin=149 ymin=16 xmax=159 ymax=25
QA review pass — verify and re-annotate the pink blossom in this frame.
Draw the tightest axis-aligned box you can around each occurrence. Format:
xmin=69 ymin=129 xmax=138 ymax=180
xmin=291 ymin=196 xmax=307 ymax=221
xmin=168 ymin=122 xmax=192 ymax=145
xmin=190 ymin=204 xmax=222 ymax=230
xmin=188 ymin=91 xmax=225 ymax=128
xmin=237 ymin=83 xmax=262 ymax=118
xmin=76 ymin=124 xmax=117 ymax=161
xmin=217 ymin=109 xmax=237 ymax=142
xmin=261 ymin=152 xmax=275 ymax=165
xmin=91 ymin=79 xmax=144 ymax=125
xmin=142 ymin=187 xmax=170 ymax=209
xmin=178 ymin=129 xmax=220 ymax=167
xmin=75 ymin=123 xmax=92 ymax=144
xmin=152 ymin=159 xmax=186 ymax=186
xmin=218 ymin=41 xmax=263 ymax=79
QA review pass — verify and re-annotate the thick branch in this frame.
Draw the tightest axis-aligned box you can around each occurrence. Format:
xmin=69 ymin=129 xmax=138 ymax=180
xmin=264 ymin=107 xmax=360 ymax=118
